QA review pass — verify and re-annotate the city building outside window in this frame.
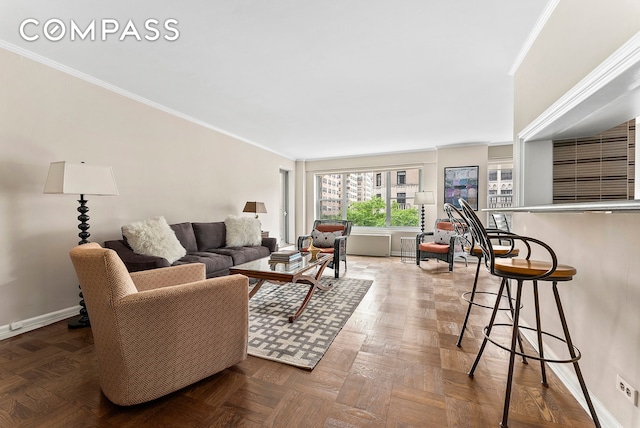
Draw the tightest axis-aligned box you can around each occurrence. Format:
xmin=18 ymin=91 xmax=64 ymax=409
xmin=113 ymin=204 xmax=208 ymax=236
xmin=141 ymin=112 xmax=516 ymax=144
xmin=487 ymin=162 xmax=514 ymax=227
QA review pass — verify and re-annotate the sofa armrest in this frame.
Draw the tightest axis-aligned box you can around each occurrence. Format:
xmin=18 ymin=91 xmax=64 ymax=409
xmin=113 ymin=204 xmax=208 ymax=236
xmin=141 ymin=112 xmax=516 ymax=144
xmin=261 ymin=237 xmax=278 ymax=253
xmin=130 ymin=263 xmax=206 ymax=291
xmin=104 ymin=240 xmax=171 ymax=272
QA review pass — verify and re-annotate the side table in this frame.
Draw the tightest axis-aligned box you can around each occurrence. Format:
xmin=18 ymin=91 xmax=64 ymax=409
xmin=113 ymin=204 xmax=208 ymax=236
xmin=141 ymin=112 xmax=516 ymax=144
xmin=400 ymin=236 xmax=416 ymax=263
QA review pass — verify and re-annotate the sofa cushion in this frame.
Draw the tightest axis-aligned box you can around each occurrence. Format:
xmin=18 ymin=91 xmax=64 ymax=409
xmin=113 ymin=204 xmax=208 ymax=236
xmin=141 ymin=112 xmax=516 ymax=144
xmin=172 ymin=252 xmax=233 ymax=275
xmin=170 ymin=222 xmax=198 ymax=253
xmin=122 ymin=217 xmax=186 ymax=264
xmin=192 ymin=222 xmax=226 ymax=251
xmin=224 ymin=216 xmax=262 ymax=247
xmin=209 ymin=245 xmax=270 ymax=265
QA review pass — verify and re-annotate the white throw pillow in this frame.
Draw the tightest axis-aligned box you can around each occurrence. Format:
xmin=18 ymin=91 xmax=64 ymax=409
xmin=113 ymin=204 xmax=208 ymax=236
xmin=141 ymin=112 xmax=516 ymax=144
xmin=122 ymin=216 xmax=186 ymax=264
xmin=311 ymin=229 xmax=343 ymax=248
xmin=225 ymin=215 xmax=262 ymax=247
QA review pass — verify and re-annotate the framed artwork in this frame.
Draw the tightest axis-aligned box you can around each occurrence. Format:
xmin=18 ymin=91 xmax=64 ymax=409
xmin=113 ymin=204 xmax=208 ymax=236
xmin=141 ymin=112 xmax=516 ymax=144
xmin=444 ymin=166 xmax=479 ymax=210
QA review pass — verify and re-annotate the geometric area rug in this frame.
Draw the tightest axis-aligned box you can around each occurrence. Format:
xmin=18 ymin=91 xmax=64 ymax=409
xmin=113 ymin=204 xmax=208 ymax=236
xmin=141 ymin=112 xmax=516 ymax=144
xmin=248 ymin=277 xmax=373 ymax=370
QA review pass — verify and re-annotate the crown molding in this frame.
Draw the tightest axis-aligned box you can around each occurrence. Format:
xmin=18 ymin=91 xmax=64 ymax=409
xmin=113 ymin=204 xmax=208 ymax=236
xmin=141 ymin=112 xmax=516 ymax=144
xmin=509 ymin=0 xmax=560 ymax=76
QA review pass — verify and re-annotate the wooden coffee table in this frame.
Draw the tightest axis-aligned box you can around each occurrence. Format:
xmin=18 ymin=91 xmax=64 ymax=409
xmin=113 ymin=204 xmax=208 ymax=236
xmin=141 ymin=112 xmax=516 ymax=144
xmin=229 ymin=253 xmax=332 ymax=322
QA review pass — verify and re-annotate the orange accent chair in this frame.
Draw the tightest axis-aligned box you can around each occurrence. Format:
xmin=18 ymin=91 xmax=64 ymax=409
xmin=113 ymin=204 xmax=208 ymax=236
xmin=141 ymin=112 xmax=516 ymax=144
xmin=416 ymin=218 xmax=468 ymax=271
xmin=69 ymin=243 xmax=249 ymax=406
xmin=297 ymin=220 xmax=352 ymax=278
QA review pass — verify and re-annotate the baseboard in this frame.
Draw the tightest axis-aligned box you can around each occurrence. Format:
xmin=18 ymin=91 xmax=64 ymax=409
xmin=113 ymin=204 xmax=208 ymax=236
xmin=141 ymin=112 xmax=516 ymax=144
xmin=0 ymin=306 xmax=80 ymax=341
xmin=516 ymin=318 xmax=622 ymax=428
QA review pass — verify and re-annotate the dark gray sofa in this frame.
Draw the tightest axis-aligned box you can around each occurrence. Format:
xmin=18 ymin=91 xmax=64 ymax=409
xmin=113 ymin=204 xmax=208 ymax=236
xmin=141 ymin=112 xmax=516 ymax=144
xmin=105 ymin=221 xmax=277 ymax=278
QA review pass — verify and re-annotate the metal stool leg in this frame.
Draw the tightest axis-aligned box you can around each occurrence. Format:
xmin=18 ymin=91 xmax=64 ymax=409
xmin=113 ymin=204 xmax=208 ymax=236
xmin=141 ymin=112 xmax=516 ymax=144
xmin=552 ymin=283 xmax=601 ymax=427
xmin=504 ymin=281 xmax=528 ymax=364
xmin=500 ymin=280 xmax=524 ymax=428
xmin=457 ymin=256 xmax=482 ymax=347
xmin=532 ymin=280 xmax=548 ymax=387
xmin=468 ymin=278 xmax=507 ymax=377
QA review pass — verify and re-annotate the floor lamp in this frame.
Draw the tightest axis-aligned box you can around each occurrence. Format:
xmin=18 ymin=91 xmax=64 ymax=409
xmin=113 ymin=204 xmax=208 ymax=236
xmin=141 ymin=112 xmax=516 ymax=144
xmin=414 ymin=191 xmax=435 ymax=232
xmin=44 ymin=161 xmax=119 ymax=328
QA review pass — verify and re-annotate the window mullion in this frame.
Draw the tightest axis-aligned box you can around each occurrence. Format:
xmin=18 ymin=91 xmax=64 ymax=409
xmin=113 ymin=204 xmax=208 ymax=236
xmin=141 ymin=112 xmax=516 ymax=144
xmin=385 ymin=171 xmax=391 ymax=227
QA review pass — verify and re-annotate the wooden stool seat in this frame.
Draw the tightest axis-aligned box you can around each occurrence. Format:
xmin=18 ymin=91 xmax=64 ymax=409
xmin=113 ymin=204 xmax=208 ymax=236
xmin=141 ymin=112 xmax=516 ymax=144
xmin=494 ymin=259 xmax=576 ymax=280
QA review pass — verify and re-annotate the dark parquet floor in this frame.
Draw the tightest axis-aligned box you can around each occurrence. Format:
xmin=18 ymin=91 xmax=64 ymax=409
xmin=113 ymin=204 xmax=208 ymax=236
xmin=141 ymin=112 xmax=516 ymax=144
xmin=0 ymin=255 xmax=596 ymax=427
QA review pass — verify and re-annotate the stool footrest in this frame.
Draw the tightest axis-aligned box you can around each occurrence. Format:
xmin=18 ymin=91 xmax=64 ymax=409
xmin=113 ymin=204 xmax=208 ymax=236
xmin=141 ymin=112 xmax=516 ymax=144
xmin=483 ymin=323 xmax=582 ymax=364
xmin=461 ymin=291 xmax=523 ymax=311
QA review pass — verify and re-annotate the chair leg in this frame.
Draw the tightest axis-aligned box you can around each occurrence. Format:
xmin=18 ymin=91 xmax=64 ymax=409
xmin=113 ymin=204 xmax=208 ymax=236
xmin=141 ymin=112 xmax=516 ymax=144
xmin=532 ymin=280 xmax=548 ymax=387
xmin=457 ymin=257 xmax=481 ymax=347
xmin=500 ymin=280 xmax=524 ymax=428
xmin=552 ymin=283 xmax=601 ymax=427
xmin=505 ymin=282 xmax=528 ymax=364
xmin=469 ymin=277 xmax=507 ymax=377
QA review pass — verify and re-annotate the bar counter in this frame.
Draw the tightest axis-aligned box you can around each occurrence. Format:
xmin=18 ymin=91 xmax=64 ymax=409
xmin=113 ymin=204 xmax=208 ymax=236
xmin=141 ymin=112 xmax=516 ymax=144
xmin=485 ymin=199 xmax=640 ymax=213
xmin=481 ymin=200 xmax=640 ymax=427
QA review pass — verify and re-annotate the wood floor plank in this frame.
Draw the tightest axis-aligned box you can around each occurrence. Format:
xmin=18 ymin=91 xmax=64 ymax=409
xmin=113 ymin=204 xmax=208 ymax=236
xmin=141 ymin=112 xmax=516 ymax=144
xmin=0 ymin=256 xmax=599 ymax=427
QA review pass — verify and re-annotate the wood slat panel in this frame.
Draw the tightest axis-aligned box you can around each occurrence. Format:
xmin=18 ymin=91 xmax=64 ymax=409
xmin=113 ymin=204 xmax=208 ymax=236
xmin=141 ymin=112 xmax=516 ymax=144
xmin=553 ymin=120 xmax=634 ymax=202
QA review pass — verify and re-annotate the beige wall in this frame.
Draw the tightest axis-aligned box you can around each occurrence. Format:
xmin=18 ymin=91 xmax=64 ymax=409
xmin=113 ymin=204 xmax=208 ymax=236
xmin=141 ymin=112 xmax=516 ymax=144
xmin=0 ymin=47 xmax=295 ymax=329
xmin=513 ymin=2 xmax=640 ymax=427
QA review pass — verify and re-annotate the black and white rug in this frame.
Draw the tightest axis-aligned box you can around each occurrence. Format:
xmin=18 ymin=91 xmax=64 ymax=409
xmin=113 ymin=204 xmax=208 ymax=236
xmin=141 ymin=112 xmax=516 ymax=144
xmin=248 ymin=276 xmax=373 ymax=369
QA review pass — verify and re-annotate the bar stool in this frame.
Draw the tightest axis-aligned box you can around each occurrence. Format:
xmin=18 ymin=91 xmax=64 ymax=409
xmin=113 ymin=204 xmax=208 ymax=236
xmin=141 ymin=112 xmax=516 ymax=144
xmin=458 ymin=198 xmax=600 ymax=428
xmin=443 ymin=203 xmax=523 ymax=352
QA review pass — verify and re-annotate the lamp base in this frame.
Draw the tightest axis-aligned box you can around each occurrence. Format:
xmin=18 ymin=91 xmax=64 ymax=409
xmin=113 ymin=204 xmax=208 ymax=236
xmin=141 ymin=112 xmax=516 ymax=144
xmin=67 ymin=314 xmax=90 ymax=329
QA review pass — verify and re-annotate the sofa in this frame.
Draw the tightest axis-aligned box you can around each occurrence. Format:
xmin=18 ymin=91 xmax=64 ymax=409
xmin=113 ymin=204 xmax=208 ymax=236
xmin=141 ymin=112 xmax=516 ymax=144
xmin=105 ymin=219 xmax=277 ymax=278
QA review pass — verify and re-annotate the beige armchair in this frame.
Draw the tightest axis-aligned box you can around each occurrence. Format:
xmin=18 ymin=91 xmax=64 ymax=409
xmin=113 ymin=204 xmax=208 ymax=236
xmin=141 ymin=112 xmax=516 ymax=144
xmin=69 ymin=243 xmax=249 ymax=406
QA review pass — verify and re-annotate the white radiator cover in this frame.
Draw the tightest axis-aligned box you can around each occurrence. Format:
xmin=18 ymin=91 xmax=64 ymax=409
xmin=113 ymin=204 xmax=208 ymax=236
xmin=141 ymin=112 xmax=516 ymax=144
xmin=346 ymin=234 xmax=391 ymax=256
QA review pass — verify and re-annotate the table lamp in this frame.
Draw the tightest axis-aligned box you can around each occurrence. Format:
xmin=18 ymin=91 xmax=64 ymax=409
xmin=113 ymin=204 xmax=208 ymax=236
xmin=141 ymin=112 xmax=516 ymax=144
xmin=242 ymin=201 xmax=267 ymax=219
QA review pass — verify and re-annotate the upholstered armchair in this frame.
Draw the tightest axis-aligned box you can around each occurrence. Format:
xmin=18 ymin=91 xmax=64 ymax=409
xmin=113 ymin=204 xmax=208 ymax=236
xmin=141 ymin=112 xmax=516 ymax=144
xmin=297 ymin=220 xmax=352 ymax=278
xmin=69 ymin=243 xmax=249 ymax=406
xmin=416 ymin=218 xmax=468 ymax=271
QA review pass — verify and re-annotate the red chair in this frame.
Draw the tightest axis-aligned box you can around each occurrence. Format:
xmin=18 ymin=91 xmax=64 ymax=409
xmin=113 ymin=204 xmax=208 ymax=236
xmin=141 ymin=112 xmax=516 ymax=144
xmin=416 ymin=218 xmax=468 ymax=271
xmin=297 ymin=220 xmax=352 ymax=278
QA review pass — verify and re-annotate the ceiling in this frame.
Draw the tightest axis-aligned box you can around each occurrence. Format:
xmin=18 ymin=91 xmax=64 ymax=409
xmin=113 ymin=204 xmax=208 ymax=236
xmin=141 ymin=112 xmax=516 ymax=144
xmin=0 ymin=1 xmax=550 ymax=160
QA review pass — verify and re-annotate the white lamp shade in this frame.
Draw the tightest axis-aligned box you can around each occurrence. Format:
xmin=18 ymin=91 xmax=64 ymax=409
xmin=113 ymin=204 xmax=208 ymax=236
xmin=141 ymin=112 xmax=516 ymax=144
xmin=414 ymin=191 xmax=435 ymax=205
xmin=44 ymin=161 xmax=119 ymax=196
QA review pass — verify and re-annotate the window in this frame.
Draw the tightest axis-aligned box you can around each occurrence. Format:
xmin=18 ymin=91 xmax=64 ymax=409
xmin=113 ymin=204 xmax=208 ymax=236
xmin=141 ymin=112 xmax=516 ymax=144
xmin=487 ymin=163 xmax=514 ymax=208
xmin=397 ymin=192 xmax=406 ymax=209
xmin=316 ymin=168 xmax=422 ymax=227
xmin=397 ymin=171 xmax=406 ymax=185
